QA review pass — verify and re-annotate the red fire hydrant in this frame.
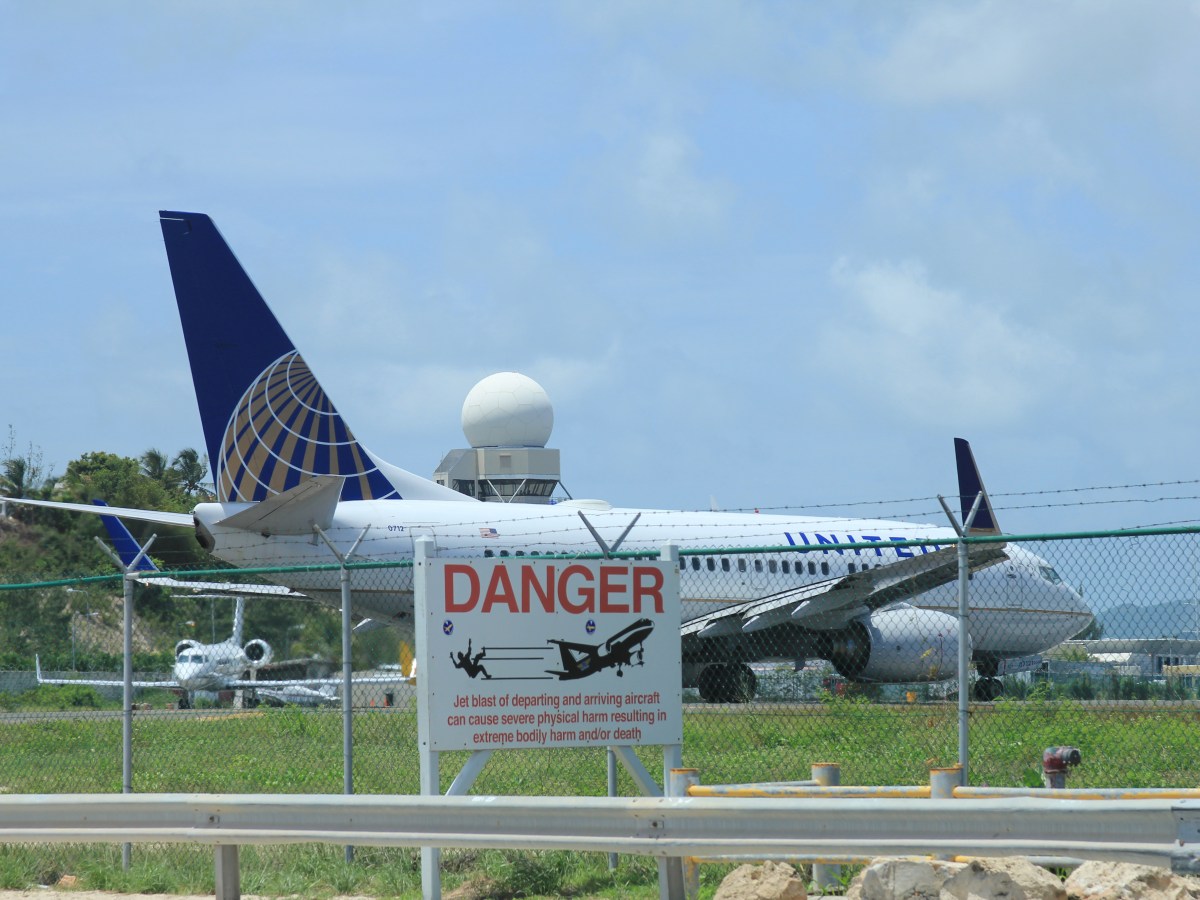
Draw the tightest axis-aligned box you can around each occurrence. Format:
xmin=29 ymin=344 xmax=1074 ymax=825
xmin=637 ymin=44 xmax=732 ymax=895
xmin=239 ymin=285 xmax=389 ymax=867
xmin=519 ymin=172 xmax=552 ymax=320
xmin=1042 ymin=746 xmax=1082 ymax=788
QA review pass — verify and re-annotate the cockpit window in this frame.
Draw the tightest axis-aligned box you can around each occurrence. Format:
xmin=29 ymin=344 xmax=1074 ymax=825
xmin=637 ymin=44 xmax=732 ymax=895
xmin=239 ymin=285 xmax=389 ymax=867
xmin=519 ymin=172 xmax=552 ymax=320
xmin=1039 ymin=565 xmax=1063 ymax=584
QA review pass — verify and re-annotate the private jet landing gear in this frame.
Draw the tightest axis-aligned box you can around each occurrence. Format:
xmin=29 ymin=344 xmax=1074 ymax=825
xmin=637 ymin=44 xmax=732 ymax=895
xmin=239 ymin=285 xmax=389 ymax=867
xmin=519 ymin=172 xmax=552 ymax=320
xmin=973 ymin=658 xmax=1004 ymax=702
xmin=177 ymin=692 xmax=192 ymax=710
xmin=697 ymin=663 xmax=757 ymax=704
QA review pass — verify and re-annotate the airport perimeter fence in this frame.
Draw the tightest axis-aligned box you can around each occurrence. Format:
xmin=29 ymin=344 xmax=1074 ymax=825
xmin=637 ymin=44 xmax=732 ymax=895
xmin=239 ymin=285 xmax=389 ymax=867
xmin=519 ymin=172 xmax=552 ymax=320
xmin=1 ymin=524 xmax=1199 ymax=888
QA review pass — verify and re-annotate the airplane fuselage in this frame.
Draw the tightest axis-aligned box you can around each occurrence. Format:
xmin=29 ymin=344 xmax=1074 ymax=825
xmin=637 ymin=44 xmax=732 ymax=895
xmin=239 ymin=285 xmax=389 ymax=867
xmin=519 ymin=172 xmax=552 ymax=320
xmin=193 ymin=497 xmax=1092 ymax=665
xmin=173 ymin=640 xmax=259 ymax=692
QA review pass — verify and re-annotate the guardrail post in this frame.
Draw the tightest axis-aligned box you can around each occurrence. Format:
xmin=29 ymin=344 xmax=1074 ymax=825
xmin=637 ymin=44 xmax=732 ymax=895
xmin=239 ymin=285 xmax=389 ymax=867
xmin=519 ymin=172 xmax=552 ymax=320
xmin=930 ymin=765 xmax=964 ymax=861
xmin=811 ymin=762 xmax=841 ymax=891
xmin=670 ymin=768 xmax=701 ymax=899
xmin=214 ymin=845 xmax=240 ymax=900
xmin=930 ymin=765 xmax=963 ymax=799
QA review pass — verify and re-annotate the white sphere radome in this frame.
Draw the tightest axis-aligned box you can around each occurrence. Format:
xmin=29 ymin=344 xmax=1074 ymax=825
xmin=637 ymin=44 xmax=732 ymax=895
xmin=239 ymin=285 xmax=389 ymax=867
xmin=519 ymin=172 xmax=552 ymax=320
xmin=461 ymin=372 xmax=554 ymax=448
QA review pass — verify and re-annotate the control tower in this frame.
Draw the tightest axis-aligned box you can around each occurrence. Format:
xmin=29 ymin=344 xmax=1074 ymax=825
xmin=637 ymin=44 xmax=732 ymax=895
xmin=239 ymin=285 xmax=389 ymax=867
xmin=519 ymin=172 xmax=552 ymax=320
xmin=433 ymin=372 xmax=564 ymax=504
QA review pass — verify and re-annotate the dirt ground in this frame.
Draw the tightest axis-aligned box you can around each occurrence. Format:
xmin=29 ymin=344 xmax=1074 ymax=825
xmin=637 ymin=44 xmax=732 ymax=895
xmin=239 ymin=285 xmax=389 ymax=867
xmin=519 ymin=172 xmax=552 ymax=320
xmin=0 ymin=894 xmax=387 ymax=899
xmin=0 ymin=895 xmax=387 ymax=899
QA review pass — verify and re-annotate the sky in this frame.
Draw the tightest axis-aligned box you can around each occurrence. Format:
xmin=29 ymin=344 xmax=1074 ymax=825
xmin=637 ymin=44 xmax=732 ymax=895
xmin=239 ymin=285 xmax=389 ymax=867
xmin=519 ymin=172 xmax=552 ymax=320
xmin=4 ymin=1 xmax=1200 ymax=537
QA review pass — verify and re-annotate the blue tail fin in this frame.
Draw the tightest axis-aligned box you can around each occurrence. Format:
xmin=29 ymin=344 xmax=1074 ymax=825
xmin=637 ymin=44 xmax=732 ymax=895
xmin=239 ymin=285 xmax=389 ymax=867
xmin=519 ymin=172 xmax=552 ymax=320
xmin=158 ymin=212 xmax=401 ymax=503
xmin=93 ymin=500 xmax=159 ymax=571
xmin=953 ymin=438 xmax=1002 ymax=535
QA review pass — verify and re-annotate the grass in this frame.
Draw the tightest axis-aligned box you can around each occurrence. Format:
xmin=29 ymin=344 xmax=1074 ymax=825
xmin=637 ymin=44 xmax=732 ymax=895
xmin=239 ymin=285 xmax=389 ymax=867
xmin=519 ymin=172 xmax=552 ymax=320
xmin=0 ymin=695 xmax=1198 ymax=896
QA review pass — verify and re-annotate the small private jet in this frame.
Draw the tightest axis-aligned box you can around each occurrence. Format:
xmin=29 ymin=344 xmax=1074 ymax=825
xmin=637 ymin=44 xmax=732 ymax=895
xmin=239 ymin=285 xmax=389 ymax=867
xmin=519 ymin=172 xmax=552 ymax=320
xmin=546 ymin=618 xmax=655 ymax=680
xmin=38 ymin=595 xmax=321 ymax=708
xmin=5 ymin=211 xmax=1093 ymax=703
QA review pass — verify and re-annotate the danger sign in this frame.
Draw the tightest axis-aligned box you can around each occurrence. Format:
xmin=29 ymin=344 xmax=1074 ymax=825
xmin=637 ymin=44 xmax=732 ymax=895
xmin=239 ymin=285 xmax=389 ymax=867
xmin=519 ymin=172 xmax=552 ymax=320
xmin=416 ymin=557 xmax=681 ymax=752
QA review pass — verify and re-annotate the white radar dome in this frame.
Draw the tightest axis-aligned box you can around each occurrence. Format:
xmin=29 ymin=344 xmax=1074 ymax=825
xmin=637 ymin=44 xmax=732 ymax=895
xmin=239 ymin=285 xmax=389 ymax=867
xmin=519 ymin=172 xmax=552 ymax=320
xmin=461 ymin=372 xmax=554 ymax=448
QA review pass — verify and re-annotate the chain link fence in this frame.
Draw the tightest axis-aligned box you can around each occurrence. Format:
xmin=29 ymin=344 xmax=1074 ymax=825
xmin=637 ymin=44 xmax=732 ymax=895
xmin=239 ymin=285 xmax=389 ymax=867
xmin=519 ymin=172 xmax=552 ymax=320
xmin=2 ymin=526 xmax=1198 ymax=887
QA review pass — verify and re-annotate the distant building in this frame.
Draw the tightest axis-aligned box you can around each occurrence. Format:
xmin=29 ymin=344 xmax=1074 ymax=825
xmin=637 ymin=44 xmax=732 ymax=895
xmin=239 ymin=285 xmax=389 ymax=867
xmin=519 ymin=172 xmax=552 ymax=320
xmin=1062 ymin=638 xmax=1200 ymax=677
xmin=433 ymin=372 xmax=567 ymax=504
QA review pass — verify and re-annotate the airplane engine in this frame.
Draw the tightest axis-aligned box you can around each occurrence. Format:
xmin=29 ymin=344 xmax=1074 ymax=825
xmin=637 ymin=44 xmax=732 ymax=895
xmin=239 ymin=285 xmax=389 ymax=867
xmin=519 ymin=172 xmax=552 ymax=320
xmin=243 ymin=639 xmax=273 ymax=669
xmin=175 ymin=639 xmax=201 ymax=658
xmin=825 ymin=607 xmax=964 ymax=683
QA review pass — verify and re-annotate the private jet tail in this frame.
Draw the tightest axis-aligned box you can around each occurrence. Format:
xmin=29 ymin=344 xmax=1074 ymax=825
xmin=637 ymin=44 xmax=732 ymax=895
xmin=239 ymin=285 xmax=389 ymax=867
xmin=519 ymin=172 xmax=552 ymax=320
xmin=157 ymin=211 xmax=470 ymax=505
xmin=94 ymin=500 xmax=158 ymax=571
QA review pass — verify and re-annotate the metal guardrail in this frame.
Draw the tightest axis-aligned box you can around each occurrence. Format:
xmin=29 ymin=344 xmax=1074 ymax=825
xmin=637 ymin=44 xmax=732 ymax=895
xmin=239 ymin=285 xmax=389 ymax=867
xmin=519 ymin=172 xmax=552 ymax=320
xmin=0 ymin=792 xmax=1198 ymax=899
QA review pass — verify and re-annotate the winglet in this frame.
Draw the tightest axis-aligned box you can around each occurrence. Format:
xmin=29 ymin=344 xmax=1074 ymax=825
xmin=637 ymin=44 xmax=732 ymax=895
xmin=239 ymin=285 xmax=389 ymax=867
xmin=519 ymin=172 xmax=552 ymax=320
xmin=35 ymin=654 xmax=44 ymax=683
xmin=93 ymin=500 xmax=159 ymax=571
xmin=953 ymin=438 xmax=1002 ymax=535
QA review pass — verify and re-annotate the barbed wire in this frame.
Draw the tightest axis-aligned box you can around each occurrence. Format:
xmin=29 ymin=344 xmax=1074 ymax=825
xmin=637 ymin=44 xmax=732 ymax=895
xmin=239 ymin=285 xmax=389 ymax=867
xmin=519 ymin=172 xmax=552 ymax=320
xmin=716 ymin=478 xmax=1200 ymax=518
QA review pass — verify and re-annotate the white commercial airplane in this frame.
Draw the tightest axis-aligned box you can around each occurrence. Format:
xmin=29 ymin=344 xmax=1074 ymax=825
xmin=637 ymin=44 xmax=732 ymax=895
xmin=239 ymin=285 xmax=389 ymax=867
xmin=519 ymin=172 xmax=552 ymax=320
xmin=7 ymin=211 xmax=1093 ymax=703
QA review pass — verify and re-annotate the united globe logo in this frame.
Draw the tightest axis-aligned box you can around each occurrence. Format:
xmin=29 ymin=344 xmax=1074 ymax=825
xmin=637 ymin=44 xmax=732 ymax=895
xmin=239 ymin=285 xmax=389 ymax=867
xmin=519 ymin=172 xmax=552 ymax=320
xmin=216 ymin=351 xmax=398 ymax=502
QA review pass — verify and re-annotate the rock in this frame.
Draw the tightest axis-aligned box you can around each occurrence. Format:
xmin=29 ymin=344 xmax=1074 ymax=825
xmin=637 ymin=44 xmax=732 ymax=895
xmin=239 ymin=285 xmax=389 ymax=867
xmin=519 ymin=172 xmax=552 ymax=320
xmin=844 ymin=858 xmax=966 ymax=900
xmin=942 ymin=857 xmax=1066 ymax=899
xmin=714 ymin=861 xmax=808 ymax=900
xmin=1065 ymin=861 xmax=1200 ymax=899
xmin=845 ymin=857 xmax=1066 ymax=900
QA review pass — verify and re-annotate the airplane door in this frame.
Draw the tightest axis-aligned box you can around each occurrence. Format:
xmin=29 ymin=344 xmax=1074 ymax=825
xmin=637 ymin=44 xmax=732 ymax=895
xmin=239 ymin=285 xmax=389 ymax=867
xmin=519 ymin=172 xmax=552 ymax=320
xmin=1002 ymin=561 xmax=1025 ymax=607
xmin=407 ymin=526 xmax=440 ymax=555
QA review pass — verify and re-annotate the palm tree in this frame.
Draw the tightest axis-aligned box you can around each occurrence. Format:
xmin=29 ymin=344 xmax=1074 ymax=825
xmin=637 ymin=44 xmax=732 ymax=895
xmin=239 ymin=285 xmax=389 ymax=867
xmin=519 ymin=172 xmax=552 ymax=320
xmin=140 ymin=448 xmax=172 ymax=486
xmin=171 ymin=448 xmax=211 ymax=497
xmin=1 ymin=456 xmax=28 ymax=497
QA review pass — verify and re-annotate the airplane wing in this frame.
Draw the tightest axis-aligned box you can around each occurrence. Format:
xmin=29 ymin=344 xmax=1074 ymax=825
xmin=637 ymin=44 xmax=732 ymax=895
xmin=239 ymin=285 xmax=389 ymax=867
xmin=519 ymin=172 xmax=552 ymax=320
xmin=545 ymin=640 xmax=599 ymax=678
xmin=2 ymin=495 xmax=194 ymax=528
xmin=36 ymin=656 xmax=179 ymax=690
xmin=681 ymin=541 xmax=1007 ymax=651
xmin=684 ymin=437 xmax=1008 ymax=661
xmin=223 ymin=671 xmax=417 ymax=690
xmin=547 ymin=638 xmax=599 ymax=655
xmin=91 ymin=501 xmax=308 ymax=599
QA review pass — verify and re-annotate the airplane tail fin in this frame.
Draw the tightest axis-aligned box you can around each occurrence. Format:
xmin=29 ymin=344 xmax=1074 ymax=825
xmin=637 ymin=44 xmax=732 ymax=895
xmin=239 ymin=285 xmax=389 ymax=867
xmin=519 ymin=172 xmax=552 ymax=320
xmin=158 ymin=211 xmax=468 ymax=505
xmin=953 ymin=438 xmax=1002 ymax=536
xmin=232 ymin=596 xmax=245 ymax=646
xmin=399 ymin=640 xmax=416 ymax=681
xmin=93 ymin=500 xmax=159 ymax=571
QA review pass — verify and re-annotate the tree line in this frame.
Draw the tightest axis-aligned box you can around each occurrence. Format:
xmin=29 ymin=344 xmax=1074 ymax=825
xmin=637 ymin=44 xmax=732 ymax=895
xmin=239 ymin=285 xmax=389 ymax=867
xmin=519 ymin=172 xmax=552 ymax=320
xmin=0 ymin=429 xmax=398 ymax=673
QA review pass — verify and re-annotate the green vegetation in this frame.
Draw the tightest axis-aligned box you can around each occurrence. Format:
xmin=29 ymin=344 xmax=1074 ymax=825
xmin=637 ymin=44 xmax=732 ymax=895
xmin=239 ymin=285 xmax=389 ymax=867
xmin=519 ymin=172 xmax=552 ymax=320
xmin=0 ymin=696 xmax=1196 ymax=896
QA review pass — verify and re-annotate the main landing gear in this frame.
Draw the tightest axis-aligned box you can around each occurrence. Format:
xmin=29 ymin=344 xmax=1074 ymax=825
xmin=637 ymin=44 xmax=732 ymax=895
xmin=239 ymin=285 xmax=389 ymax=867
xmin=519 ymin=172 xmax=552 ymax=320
xmin=973 ymin=657 xmax=1004 ymax=702
xmin=697 ymin=663 xmax=757 ymax=704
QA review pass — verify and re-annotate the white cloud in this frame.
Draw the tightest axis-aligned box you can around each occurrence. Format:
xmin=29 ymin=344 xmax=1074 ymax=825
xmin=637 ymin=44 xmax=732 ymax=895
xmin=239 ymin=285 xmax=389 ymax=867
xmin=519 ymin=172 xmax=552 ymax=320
xmin=820 ymin=257 xmax=1073 ymax=427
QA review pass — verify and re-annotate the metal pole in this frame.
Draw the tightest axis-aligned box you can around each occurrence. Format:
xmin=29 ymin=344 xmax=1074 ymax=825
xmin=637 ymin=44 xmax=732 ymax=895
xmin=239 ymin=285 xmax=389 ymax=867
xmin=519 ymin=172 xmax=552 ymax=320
xmin=670 ymin=769 xmax=701 ymax=899
xmin=939 ymin=493 xmax=981 ymax=785
xmin=607 ymin=749 xmax=618 ymax=871
xmin=413 ymin=537 xmax=442 ymax=900
xmin=95 ymin=531 xmax=154 ymax=872
xmin=122 ymin=571 xmax=134 ymax=871
xmin=340 ymin=561 xmax=353 ymax=863
xmin=314 ymin=524 xmax=370 ymax=865
xmin=956 ymin=536 xmax=970 ymax=783
xmin=811 ymin=763 xmax=842 ymax=890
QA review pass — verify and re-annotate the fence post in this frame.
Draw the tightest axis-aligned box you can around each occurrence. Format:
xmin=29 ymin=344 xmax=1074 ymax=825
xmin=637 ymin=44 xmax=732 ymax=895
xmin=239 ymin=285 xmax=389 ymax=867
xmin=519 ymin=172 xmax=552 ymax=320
xmin=939 ymin=492 xmax=982 ymax=785
xmin=314 ymin=523 xmax=370 ymax=864
xmin=94 ymin=532 xmax=156 ymax=871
